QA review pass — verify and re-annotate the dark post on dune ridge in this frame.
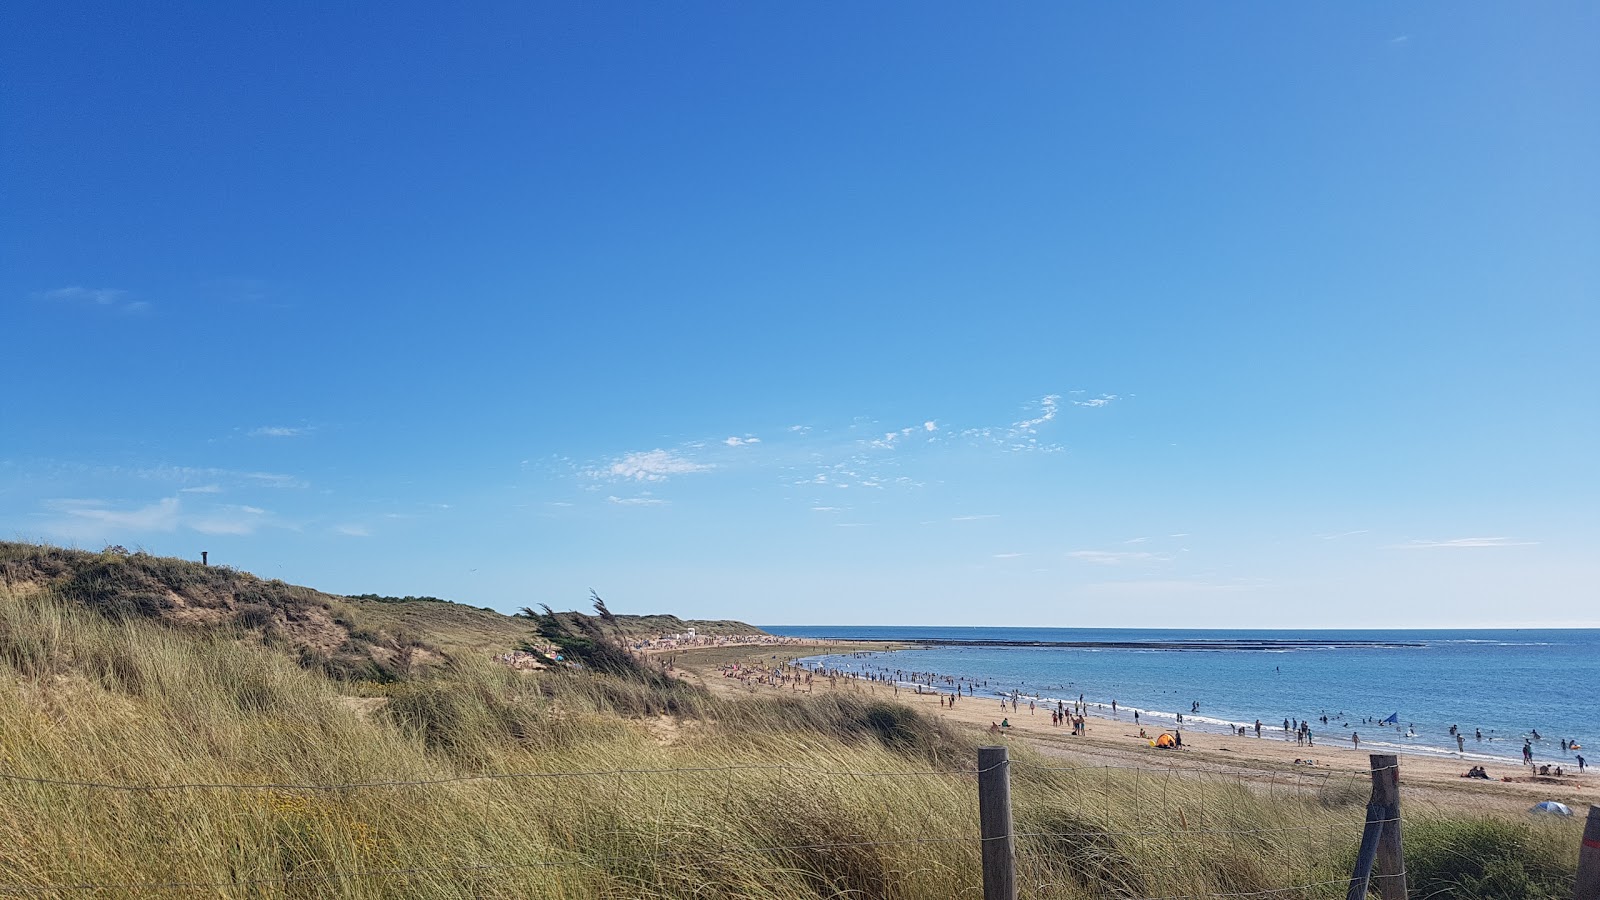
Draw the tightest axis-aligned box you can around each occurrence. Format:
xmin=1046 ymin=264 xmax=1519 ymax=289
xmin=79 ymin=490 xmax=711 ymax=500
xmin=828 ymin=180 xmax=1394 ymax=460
xmin=977 ymin=746 xmax=1016 ymax=900
xmin=1576 ymin=805 xmax=1600 ymax=900
xmin=1348 ymin=754 xmax=1407 ymax=900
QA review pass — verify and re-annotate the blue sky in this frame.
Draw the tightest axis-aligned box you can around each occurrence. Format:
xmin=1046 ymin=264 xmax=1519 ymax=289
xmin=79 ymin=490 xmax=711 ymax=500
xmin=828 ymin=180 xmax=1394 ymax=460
xmin=3 ymin=4 xmax=1596 ymax=627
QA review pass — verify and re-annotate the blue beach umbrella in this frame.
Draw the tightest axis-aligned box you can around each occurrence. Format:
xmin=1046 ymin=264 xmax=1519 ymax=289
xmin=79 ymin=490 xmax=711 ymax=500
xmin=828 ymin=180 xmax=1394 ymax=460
xmin=1530 ymin=801 xmax=1572 ymax=816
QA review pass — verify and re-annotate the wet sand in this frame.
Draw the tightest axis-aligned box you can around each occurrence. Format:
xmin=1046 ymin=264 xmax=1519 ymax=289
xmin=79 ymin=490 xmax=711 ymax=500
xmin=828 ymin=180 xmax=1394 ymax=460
xmin=668 ymin=640 xmax=1598 ymax=817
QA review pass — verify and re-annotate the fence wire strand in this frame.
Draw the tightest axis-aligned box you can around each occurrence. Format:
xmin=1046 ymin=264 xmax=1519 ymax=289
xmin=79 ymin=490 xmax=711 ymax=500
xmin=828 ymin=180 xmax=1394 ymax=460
xmin=0 ymin=756 xmax=1386 ymax=897
xmin=0 ymin=760 xmax=988 ymax=793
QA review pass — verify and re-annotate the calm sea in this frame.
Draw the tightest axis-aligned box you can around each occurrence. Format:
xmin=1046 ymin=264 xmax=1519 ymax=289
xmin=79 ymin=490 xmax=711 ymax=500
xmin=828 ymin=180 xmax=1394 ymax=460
xmin=761 ymin=626 xmax=1599 ymax=765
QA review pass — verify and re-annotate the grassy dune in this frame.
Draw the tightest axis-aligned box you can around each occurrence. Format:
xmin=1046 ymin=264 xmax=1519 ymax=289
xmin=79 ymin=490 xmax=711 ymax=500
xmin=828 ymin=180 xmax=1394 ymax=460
xmin=0 ymin=545 xmax=1582 ymax=898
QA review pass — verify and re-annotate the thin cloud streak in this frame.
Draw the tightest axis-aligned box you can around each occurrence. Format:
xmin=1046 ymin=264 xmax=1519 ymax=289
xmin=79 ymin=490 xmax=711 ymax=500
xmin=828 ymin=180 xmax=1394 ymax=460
xmin=38 ymin=285 xmax=150 ymax=314
xmin=1068 ymin=549 xmax=1168 ymax=566
xmin=1385 ymin=537 xmax=1538 ymax=549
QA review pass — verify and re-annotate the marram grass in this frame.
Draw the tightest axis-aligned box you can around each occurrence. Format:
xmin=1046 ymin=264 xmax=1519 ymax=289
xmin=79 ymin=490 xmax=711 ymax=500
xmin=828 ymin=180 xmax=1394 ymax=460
xmin=0 ymin=583 xmax=1580 ymax=898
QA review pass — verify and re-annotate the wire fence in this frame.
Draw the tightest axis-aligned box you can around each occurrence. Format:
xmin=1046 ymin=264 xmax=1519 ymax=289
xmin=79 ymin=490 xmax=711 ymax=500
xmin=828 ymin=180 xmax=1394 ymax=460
xmin=0 ymin=752 xmax=1389 ymax=898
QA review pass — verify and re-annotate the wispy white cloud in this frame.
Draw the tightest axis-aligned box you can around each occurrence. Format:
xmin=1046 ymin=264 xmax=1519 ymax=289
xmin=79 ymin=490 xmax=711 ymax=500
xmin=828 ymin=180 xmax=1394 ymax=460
xmin=38 ymin=286 xmax=150 ymax=314
xmin=608 ymin=495 xmax=667 ymax=506
xmin=1318 ymin=529 xmax=1369 ymax=540
xmin=123 ymin=466 xmax=307 ymax=491
xmin=1124 ymin=536 xmax=1148 ymax=544
xmin=982 ymin=394 xmax=1079 ymax=453
xmin=250 ymin=426 xmax=311 ymax=438
xmin=869 ymin=426 xmax=921 ymax=450
xmin=33 ymin=493 xmax=292 ymax=540
xmin=179 ymin=484 xmax=223 ymax=494
xmin=1086 ymin=578 xmax=1270 ymax=596
xmin=810 ymin=506 xmax=842 ymax=512
xmin=1068 ymin=549 xmax=1167 ymax=566
xmin=1071 ymin=394 xmax=1120 ymax=408
xmin=334 ymin=524 xmax=371 ymax=537
xmin=578 ymin=391 xmax=1108 ymax=502
xmin=1385 ymin=537 xmax=1538 ymax=550
xmin=992 ymin=552 xmax=1025 ymax=559
xmin=591 ymin=449 xmax=710 ymax=482
xmin=43 ymin=498 xmax=182 ymax=536
xmin=1011 ymin=395 xmax=1060 ymax=434
xmin=190 ymin=505 xmax=269 ymax=535
xmin=952 ymin=514 xmax=999 ymax=522
xmin=242 ymin=471 xmax=308 ymax=489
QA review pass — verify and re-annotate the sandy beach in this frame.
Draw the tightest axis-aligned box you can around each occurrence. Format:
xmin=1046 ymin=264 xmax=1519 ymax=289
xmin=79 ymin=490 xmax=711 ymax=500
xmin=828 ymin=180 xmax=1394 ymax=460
xmin=666 ymin=640 xmax=1598 ymax=818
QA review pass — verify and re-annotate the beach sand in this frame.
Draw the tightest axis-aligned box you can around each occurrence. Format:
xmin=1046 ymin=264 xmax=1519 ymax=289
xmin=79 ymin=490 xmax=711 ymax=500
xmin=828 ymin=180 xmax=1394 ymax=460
xmin=666 ymin=640 xmax=1598 ymax=818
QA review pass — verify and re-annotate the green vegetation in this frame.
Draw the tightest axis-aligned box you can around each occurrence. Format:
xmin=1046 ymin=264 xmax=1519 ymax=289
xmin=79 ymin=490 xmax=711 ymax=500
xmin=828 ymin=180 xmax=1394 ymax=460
xmin=0 ymin=542 xmax=1582 ymax=898
xmin=346 ymin=593 xmax=475 ymax=607
xmin=1401 ymin=818 xmax=1577 ymax=899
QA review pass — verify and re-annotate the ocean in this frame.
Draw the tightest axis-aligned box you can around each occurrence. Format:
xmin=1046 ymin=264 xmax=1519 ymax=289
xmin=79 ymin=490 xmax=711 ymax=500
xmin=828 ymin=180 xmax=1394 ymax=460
xmin=761 ymin=626 xmax=1599 ymax=766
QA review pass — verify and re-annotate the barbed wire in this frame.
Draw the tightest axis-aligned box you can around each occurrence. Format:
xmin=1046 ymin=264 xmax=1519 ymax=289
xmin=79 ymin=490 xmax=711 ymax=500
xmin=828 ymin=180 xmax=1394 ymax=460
xmin=0 ymin=757 xmax=1388 ymax=896
xmin=0 ymin=846 xmax=1373 ymax=898
xmin=1010 ymin=758 xmax=1392 ymax=777
xmin=0 ymin=760 xmax=1373 ymax=799
xmin=1022 ymin=876 xmax=1357 ymax=900
xmin=0 ymin=759 xmax=993 ymax=793
xmin=1013 ymin=816 xmax=1393 ymax=841
xmin=1061 ymin=877 xmax=1358 ymax=899
xmin=0 ymin=833 xmax=992 ymax=894
xmin=0 ymin=809 xmax=1383 ymax=896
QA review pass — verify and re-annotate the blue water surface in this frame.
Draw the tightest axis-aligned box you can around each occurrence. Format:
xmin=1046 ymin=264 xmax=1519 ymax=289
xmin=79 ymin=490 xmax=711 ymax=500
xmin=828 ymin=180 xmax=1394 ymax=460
xmin=761 ymin=626 xmax=1599 ymax=764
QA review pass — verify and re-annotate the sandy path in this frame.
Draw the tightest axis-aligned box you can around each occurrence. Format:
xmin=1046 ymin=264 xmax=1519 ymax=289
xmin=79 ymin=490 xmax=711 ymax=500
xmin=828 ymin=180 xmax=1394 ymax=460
xmin=668 ymin=641 xmax=1597 ymax=818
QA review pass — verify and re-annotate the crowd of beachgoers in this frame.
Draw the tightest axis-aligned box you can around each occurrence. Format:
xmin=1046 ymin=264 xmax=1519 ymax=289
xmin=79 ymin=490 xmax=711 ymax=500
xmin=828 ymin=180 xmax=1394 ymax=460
xmin=491 ymin=648 xmax=556 ymax=669
xmin=631 ymin=633 xmax=808 ymax=651
xmin=495 ymin=633 xmax=806 ymax=672
xmin=788 ymin=650 xmax=1591 ymax=781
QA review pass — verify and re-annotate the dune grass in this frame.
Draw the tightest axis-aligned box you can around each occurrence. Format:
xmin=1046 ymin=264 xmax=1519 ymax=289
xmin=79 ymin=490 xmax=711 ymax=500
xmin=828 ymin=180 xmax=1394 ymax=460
xmin=0 ymin=573 xmax=1583 ymax=898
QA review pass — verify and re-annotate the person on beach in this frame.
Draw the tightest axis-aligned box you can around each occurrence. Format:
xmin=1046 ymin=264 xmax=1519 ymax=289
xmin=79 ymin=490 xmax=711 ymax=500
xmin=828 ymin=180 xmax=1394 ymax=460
xmin=1255 ymin=719 xmax=1262 ymax=738
xmin=1352 ymin=732 xmax=1359 ymax=750
xmin=1523 ymin=740 xmax=1534 ymax=765
xmin=1457 ymin=734 xmax=1465 ymax=753
xmin=1577 ymin=754 xmax=1585 ymax=771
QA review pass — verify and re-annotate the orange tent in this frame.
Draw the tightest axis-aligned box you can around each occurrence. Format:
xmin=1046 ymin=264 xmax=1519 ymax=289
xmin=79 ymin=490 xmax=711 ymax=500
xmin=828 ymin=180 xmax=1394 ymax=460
xmin=1153 ymin=732 xmax=1176 ymax=748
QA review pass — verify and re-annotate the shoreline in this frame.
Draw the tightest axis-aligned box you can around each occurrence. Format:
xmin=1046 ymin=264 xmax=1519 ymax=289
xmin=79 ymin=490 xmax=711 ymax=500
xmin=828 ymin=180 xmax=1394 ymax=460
xmin=883 ymin=638 xmax=1426 ymax=650
xmin=787 ymin=641 xmax=1588 ymax=770
xmin=666 ymin=639 xmax=1597 ymax=816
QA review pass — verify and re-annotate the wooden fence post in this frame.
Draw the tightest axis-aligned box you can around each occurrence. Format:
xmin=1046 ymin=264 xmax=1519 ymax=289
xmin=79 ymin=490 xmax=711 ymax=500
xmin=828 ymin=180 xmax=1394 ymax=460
xmin=1346 ymin=805 xmax=1385 ymax=900
xmin=978 ymin=745 xmax=1016 ymax=900
xmin=1347 ymin=754 xmax=1407 ymax=900
xmin=1576 ymin=805 xmax=1600 ymax=900
xmin=1370 ymin=754 xmax=1407 ymax=899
